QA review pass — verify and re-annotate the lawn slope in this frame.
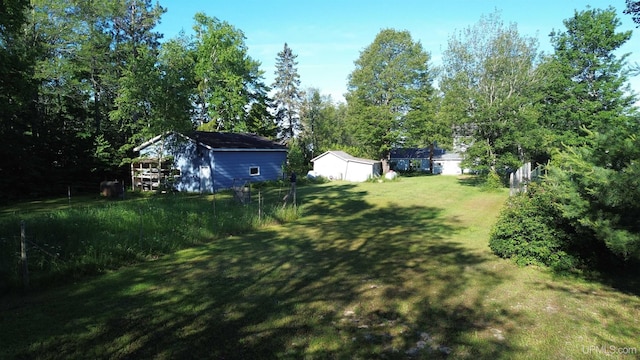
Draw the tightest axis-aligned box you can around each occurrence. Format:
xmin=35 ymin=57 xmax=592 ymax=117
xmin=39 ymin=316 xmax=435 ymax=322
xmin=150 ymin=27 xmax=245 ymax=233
xmin=1 ymin=176 xmax=638 ymax=359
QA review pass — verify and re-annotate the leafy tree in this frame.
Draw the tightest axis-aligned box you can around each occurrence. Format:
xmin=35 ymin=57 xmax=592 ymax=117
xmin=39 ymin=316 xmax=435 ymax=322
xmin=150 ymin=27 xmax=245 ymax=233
xmin=284 ymin=138 xmax=311 ymax=178
xmin=18 ymin=0 xmax=108 ymax=190
xmin=441 ymin=12 xmax=541 ymax=180
xmin=153 ymin=33 xmax=197 ymax=136
xmin=272 ymin=43 xmax=303 ymax=142
xmin=299 ymin=88 xmax=323 ymax=161
xmin=193 ymin=13 xmax=266 ymax=132
xmin=23 ymin=0 xmax=166 ymax=180
xmin=0 ymin=0 xmax=36 ymax=198
xmin=245 ymin=64 xmax=275 ymax=138
xmin=299 ymin=89 xmax=356 ymax=157
xmin=77 ymin=0 xmax=150 ymax=176
xmin=126 ymin=32 xmax=198 ymax=168
xmin=346 ymin=29 xmax=434 ymax=172
xmin=246 ymin=91 xmax=277 ymax=139
xmin=65 ymin=0 xmax=118 ymax=146
xmin=404 ymin=88 xmax=447 ymax=173
xmin=316 ymin=101 xmax=354 ymax=153
xmin=0 ymin=0 xmax=31 ymax=130
xmin=109 ymin=0 xmax=166 ymax=159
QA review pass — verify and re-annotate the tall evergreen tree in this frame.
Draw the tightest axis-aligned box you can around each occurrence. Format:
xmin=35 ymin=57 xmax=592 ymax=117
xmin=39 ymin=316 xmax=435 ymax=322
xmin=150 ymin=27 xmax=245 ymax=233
xmin=538 ymin=6 xmax=634 ymax=150
xmin=272 ymin=43 xmax=303 ymax=142
xmin=542 ymin=7 xmax=639 ymax=265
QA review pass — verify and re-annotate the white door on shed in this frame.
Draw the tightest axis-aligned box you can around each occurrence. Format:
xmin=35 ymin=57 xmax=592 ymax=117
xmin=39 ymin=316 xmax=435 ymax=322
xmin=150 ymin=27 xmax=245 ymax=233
xmin=199 ymin=165 xmax=211 ymax=193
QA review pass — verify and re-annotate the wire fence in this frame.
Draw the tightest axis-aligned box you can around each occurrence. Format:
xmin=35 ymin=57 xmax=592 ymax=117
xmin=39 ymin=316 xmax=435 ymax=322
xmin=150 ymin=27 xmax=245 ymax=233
xmin=0 ymin=184 xmax=299 ymax=293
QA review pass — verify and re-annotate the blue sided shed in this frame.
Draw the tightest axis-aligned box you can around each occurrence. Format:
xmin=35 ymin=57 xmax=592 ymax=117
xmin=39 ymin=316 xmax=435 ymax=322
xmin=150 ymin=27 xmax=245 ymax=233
xmin=390 ymin=147 xmax=464 ymax=175
xmin=132 ymin=131 xmax=287 ymax=193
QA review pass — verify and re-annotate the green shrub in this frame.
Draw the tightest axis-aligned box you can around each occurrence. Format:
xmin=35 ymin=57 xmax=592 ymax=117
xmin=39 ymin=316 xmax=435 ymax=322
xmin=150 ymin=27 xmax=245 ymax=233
xmin=489 ymin=183 xmax=578 ymax=271
xmin=483 ymin=169 xmax=505 ymax=190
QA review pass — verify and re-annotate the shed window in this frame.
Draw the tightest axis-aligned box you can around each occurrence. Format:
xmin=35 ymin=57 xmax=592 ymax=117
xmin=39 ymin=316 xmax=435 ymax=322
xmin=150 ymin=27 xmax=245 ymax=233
xmin=250 ymin=166 xmax=260 ymax=176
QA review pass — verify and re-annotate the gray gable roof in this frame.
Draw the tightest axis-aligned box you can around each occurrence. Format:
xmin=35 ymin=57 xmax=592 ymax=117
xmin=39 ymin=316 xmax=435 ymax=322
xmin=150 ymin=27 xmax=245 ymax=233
xmin=390 ymin=147 xmax=445 ymax=158
xmin=390 ymin=147 xmax=462 ymax=161
xmin=191 ymin=131 xmax=287 ymax=150
xmin=134 ymin=131 xmax=287 ymax=152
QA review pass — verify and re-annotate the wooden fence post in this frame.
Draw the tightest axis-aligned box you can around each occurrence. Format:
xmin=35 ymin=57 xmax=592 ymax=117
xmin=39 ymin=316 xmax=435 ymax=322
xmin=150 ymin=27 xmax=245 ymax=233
xmin=20 ymin=220 xmax=29 ymax=290
xmin=292 ymin=182 xmax=297 ymax=207
xmin=138 ymin=208 xmax=143 ymax=247
xmin=258 ymin=190 xmax=262 ymax=222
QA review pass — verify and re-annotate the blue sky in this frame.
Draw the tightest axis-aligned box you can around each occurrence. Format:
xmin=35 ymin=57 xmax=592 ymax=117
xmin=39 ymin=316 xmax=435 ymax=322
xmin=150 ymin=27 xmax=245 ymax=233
xmin=154 ymin=0 xmax=640 ymax=102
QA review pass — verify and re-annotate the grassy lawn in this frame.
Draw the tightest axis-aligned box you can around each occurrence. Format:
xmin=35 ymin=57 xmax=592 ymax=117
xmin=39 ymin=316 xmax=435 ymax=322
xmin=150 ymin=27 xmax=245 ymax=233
xmin=1 ymin=176 xmax=638 ymax=359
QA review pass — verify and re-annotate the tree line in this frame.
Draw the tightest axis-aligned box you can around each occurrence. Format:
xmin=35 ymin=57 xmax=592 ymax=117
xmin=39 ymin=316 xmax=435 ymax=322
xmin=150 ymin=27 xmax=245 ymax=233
xmin=0 ymin=0 xmax=276 ymax=199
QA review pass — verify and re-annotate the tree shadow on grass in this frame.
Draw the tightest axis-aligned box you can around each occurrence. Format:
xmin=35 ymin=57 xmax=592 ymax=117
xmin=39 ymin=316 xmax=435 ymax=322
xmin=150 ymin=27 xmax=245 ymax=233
xmin=4 ymin=183 xmax=525 ymax=359
xmin=528 ymin=275 xmax=640 ymax=356
xmin=583 ymin=263 xmax=640 ymax=298
xmin=457 ymin=175 xmax=485 ymax=188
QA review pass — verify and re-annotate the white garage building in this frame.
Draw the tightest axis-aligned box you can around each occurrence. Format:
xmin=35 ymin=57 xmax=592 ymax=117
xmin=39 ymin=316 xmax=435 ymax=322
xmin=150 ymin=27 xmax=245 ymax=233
xmin=433 ymin=151 xmax=465 ymax=175
xmin=310 ymin=151 xmax=382 ymax=182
